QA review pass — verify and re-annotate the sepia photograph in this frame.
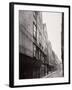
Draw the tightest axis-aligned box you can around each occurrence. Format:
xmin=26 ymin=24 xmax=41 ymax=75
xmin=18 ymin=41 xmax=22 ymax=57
xmin=9 ymin=2 xmax=70 ymax=87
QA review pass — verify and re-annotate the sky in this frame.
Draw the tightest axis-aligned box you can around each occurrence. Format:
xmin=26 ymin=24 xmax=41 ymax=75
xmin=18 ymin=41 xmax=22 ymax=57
xmin=42 ymin=12 xmax=62 ymax=61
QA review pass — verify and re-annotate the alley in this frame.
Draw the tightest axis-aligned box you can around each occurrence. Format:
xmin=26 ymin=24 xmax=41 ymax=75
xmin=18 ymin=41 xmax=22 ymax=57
xmin=43 ymin=64 xmax=63 ymax=78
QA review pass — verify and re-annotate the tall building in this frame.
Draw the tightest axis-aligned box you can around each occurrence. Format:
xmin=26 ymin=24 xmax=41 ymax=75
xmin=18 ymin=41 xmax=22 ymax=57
xmin=47 ymin=41 xmax=60 ymax=72
xmin=19 ymin=11 xmax=34 ymax=79
xmin=19 ymin=10 xmax=49 ymax=79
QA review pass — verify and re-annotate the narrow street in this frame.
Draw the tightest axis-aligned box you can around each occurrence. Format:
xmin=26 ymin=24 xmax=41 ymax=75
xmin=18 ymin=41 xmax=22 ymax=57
xmin=43 ymin=64 xmax=63 ymax=78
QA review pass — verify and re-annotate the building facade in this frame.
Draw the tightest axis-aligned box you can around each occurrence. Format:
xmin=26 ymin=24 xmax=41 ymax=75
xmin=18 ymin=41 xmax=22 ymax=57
xmin=19 ymin=10 xmax=49 ymax=79
xmin=47 ymin=41 xmax=61 ymax=72
xmin=19 ymin=10 xmax=61 ymax=79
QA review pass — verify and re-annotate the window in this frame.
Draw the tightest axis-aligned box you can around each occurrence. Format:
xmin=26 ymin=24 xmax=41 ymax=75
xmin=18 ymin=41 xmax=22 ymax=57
xmin=36 ymin=48 xmax=39 ymax=60
xmin=39 ymin=32 xmax=42 ymax=45
xmin=39 ymin=50 xmax=41 ymax=60
xmin=33 ymin=23 xmax=37 ymax=40
xmin=33 ymin=44 xmax=39 ymax=60
xmin=33 ymin=11 xmax=37 ymax=20
xmin=33 ymin=44 xmax=36 ymax=57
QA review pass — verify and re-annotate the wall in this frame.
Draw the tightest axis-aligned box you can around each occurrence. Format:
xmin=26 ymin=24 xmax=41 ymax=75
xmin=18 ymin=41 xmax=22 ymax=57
xmin=19 ymin=10 xmax=49 ymax=78
xmin=37 ymin=11 xmax=43 ymax=49
xmin=0 ymin=0 xmax=71 ymax=90
xmin=19 ymin=10 xmax=33 ymax=57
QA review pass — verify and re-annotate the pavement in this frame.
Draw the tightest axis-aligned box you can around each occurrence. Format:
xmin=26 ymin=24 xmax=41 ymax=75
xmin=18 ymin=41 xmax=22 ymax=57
xmin=43 ymin=64 xmax=63 ymax=78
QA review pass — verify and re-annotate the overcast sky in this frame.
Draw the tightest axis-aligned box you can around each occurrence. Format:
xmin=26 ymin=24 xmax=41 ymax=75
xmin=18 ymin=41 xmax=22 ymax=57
xmin=42 ymin=12 xmax=62 ymax=61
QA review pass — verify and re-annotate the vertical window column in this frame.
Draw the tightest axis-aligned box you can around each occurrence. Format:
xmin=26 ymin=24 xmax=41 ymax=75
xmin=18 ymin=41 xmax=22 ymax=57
xmin=33 ymin=22 xmax=37 ymax=40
